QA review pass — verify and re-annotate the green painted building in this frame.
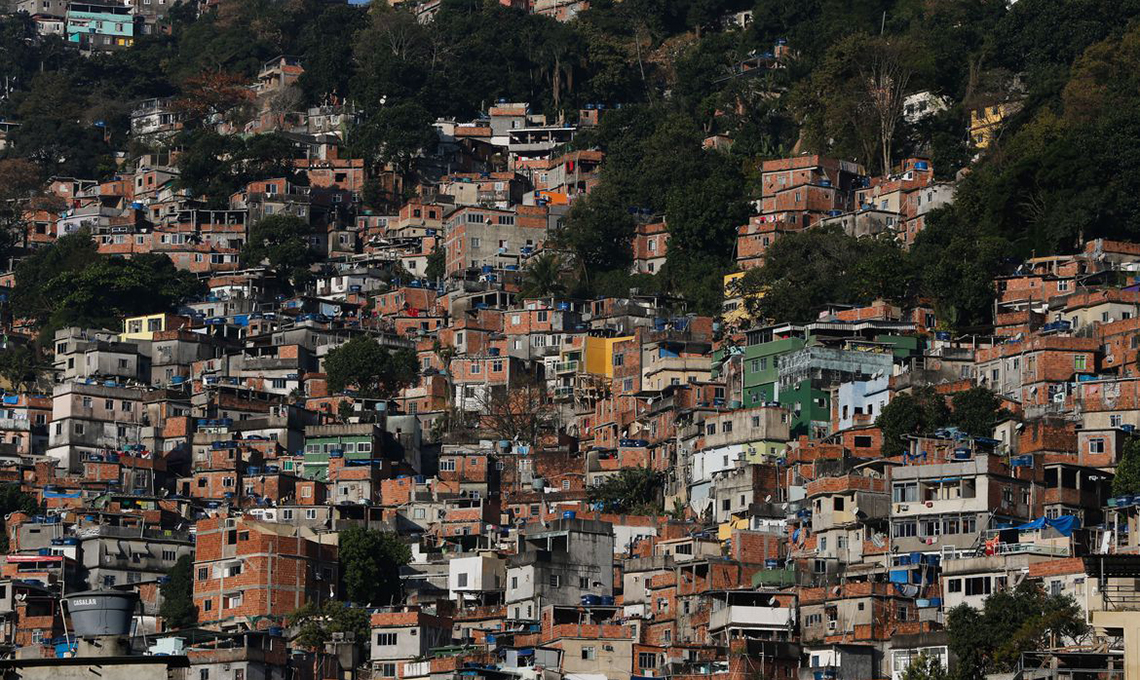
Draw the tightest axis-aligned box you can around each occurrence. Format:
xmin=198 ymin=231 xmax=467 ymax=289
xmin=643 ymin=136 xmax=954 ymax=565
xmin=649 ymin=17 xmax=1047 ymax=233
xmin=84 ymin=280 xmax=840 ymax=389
xmin=302 ymin=423 xmax=382 ymax=481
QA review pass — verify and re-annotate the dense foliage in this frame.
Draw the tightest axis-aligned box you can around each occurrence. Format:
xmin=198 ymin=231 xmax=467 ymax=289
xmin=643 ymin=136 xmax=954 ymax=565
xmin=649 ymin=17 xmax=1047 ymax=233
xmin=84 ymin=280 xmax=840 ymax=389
xmin=946 ymin=582 xmax=1087 ymax=679
xmin=3 ymin=0 xmax=1140 ymax=319
xmin=587 ymin=466 xmax=665 ymax=514
xmin=0 ymin=484 xmax=39 ymax=553
xmin=324 ymin=335 xmax=420 ymax=399
xmin=338 ymin=525 xmax=412 ymax=607
xmin=290 ymin=600 xmax=371 ymax=651
xmin=159 ymin=555 xmax=198 ymax=630
xmin=11 ymin=231 xmax=203 ymax=342
xmin=876 ymin=386 xmax=1008 ymax=456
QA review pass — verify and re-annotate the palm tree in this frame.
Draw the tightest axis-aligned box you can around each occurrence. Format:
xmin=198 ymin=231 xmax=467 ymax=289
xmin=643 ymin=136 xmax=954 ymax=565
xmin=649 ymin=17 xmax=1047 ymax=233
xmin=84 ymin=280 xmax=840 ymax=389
xmin=520 ymin=252 xmax=568 ymax=299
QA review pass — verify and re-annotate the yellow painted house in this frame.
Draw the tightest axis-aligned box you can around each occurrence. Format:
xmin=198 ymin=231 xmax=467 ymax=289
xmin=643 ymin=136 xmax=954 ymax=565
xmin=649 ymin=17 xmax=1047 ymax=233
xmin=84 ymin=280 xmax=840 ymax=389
xmin=969 ymin=101 xmax=1022 ymax=149
xmin=722 ymin=271 xmax=763 ymax=328
xmin=583 ymin=335 xmax=634 ymax=377
xmin=121 ymin=313 xmax=184 ymax=342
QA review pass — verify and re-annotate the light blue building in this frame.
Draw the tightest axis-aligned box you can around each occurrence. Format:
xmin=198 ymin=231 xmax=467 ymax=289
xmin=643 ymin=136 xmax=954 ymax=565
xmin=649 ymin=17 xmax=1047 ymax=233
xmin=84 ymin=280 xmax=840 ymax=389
xmin=66 ymin=1 xmax=135 ymax=51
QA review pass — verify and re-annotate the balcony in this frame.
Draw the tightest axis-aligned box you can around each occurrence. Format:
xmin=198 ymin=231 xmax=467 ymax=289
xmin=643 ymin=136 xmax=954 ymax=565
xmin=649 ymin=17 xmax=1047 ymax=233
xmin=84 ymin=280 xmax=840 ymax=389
xmin=709 ymin=605 xmax=794 ymax=631
xmin=555 ymin=360 xmax=579 ymax=374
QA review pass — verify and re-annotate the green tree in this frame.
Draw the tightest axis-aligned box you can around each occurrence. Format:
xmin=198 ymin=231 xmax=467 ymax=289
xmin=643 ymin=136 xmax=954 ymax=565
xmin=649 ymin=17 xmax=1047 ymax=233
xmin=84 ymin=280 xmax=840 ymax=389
xmin=241 ymin=215 xmax=317 ymax=288
xmin=424 ymin=244 xmax=445 ymax=281
xmin=559 ymin=185 xmax=636 ymax=273
xmin=338 ymin=526 xmax=411 ymax=607
xmin=42 ymin=254 xmax=204 ymax=337
xmin=947 ymin=582 xmax=1087 ymax=679
xmin=159 ymin=555 xmax=197 ymax=630
xmin=587 ymin=467 xmax=664 ymax=514
xmin=1113 ymin=437 xmax=1140 ymax=496
xmin=0 ymin=344 xmax=41 ymax=393
xmin=901 ymin=653 xmax=948 ymax=680
xmin=520 ymin=252 xmax=569 ymax=299
xmin=950 ymin=387 xmax=1011 ymax=438
xmin=351 ymin=101 xmax=438 ymax=176
xmin=290 ymin=600 xmax=371 ymax=651
xmin=11 ymin=230 xmax=101 ymax=328
xmin=324 ymin=335 xmax=419 ymax=399
xmin=0 ymin=484 xmax=38 ymax=553
xmin=876 ymin=387 xmax=952 ymax=457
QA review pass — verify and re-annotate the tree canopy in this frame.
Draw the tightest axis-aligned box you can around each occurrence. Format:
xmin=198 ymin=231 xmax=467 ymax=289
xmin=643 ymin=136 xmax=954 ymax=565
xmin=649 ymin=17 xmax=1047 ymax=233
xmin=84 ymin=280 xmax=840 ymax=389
xmin=587 ymin=466 xmax=665 ymax=514
xmin=946 ymin=582 xmax=1087 ymax=678
xmin=338 ymin=526 xmax=412 ymax=607
xmin=159 ymin=555 xmax=198 ymax=630
xmin=324 ymin=336 xmax=420 ymax=399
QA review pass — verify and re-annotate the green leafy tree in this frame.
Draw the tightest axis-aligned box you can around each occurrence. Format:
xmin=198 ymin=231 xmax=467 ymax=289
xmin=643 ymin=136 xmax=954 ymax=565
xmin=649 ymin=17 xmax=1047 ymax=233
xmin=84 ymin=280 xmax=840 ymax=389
xmin=0 ymin=344 xmax=42 ymax=393
xmin=42 ymin=254 xmax=204 ymax=338
xmin=290 ymin=600 xmax=371 ymax=651
xmin=11 ymin=230 xmax=101 ymax=328
xmin=559 ymin=185 xmax=636 ymax=274
xmin=947 ymin=582 xmax=1087 ymax=679
xmin=876 ymin=387 xmax=952 ymax=457
xmin=1113 ymin=437 xmax=1140 ymax=496
xmin=950 ymin=387 xmax=1011 ymax=438
xmin=901 ymin=653 xmax=948 ymax=680
xmin=587 ymin=467 xmax=664 ymax=514
xmin=324 ymin=335 xmax=419 ymax=399
xmin=159 ymin=555 xmax=197 ymax=630
xmin=424 ymin=244 xmax=445 ymax=281
xmin=351 ymin=101 xmax=438 ymax=176
xmin=0 ymin=484 xmax=38 ymax=553
xmin=520 ymin=252 xmax=569 ymax=299
xmin=241 ymin=215 xmax=317 ymax=288
xmin=338 ymin=526 xmax=411 ymax=607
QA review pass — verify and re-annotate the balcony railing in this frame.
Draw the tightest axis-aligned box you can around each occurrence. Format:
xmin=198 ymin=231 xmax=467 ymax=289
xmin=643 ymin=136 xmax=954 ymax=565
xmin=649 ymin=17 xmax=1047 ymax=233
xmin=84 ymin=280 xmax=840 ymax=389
xmin=555 ymin=360 xmax=579 ymax=374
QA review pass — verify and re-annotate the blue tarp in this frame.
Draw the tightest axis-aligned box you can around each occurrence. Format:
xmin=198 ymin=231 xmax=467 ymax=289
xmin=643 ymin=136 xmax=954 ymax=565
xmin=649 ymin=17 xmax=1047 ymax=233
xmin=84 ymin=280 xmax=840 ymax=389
xmin=1011 ymin=515 xmax=1080 ymax=536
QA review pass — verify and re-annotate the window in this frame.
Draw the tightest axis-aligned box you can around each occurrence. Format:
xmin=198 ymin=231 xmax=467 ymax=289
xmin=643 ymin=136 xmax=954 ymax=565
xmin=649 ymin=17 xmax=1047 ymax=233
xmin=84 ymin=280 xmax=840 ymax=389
xmin=224 ymin=593 xmax=243 ymax=609
xmin=162 ymin=549 xmax=176 ymax=561
xmin=511 ymin=576 xmax=518 ymax=589
xmin=1075 ymin=355 xmax=1088 ymax=371
xmin=305 ymin=509 xmax=317 ymax=520
xmin=549 ymin=574 xmax=561 ymax=587
xmin=562 ymin=480 xmax=571 ymax=491
xmin=197 ymin=567 xmax=208 ymax=580
xmin=203 ymin=599 xmax=213 ymax=612
xmin=893 ymin=483 xmax=918 ymax=503
xmin=458 ymin=573 xmax=468 ymax=587
xmin=376 ymin=633 xmax=397 ymax=646
xmin=893 ymin=521 xmax=917 ymax=538
xmin=379 ymin=663 xmax=397 ymax=678
xmin=948 ymin=578 xmax=962 ymax=593
xmin=440 ymin=459 xmax=456 ymax=472
xmin=853 ymin=435 xmax=873 ymax=448
xmin=1111 ymin=415 xmax=1124 ymax=428
xmin=965 ymin=576 xmax=991 ymax=596
xmin=638 ymin=653 xmax=658 ymax=669
xmin=1090 ymin=438 xmax=1106 ymax=454
xmin=581 ymin=647 xmax=596 ymax=660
